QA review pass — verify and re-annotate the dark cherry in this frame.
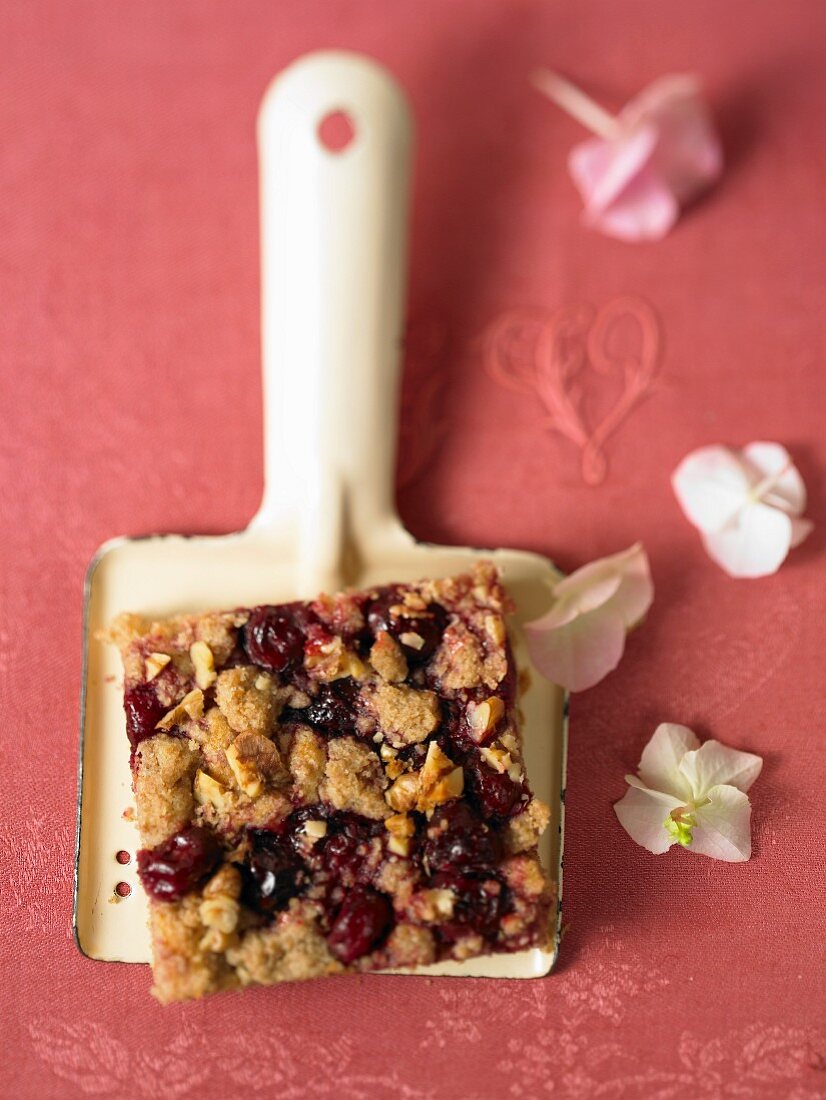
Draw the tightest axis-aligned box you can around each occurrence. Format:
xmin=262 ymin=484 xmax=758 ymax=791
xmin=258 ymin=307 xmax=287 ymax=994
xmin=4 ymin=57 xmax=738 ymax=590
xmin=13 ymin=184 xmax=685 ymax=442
xmin=466 ymin=760 xmax=524 ymax=820
xmin=327 ymin=886 xmax=393 ymax=963
xmin=422 ymin=802 xmax=496 ymax=873
xmin=241 ymin=829 xmax=306 ymax=914
xmin=123 ymin=682 xmax=167 ymax=749
xmin=320 ymin=813 xmax=384 ymax=882
xmin=431 ymin=871 xmax=504 ymax=939
xmin=137 ymin=826 xmax=222 ymax=902
xmin=305 ymin=681 xmax=360 ymax=736
xmin=366 ymin=592 xmax=446 ymax=664
xmin=243 ymin=607 xmax=304 ymax=672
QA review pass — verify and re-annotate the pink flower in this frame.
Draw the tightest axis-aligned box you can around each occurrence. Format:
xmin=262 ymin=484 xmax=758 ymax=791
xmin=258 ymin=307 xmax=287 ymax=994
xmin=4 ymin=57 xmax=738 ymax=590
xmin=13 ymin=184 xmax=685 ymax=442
xmin=524 ymin=543 xmax=653 ymax=692
xmin=614 ymin=723 xmax=762 ymax=861
xmin=532 ymin=71 xmax=723 ymax=241
xmin=672 ymin=442 xmax=813 ymax=578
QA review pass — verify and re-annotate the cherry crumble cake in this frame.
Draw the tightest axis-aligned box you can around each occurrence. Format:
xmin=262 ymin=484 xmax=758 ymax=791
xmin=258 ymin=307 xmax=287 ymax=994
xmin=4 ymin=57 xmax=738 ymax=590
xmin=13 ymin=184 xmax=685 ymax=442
xmin=106 ymin=562 xmax=554 ymax=1002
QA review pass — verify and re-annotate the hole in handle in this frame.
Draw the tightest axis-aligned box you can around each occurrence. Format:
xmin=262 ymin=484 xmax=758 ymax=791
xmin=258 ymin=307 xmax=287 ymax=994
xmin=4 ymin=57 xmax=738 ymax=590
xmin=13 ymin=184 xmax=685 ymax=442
xmin=115 ymin=849 xmax=131 ymax=865
xmin=115 ymin=881 xmax=132 ymax=898
xmin=318 ymin=110 xmax=356 ymax=153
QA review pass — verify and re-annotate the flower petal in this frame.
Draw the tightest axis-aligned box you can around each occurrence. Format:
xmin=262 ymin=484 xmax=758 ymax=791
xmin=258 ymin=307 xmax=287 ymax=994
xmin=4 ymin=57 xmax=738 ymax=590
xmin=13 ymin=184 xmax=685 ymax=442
xmin=703 ymin=501 xmax=792 ymax=578
xmin=602 ymin=543 xmax=654 ymax=629
xmin=572 ymin=124 xmax=659 ymax=215
xmin=614 ymin=784 xmax=682 ymax=854
xmin=678 ymin=739 xmax=763 ymax=798
xmin=672 ymin=445 xmax=751 ymax=533
xmin=621 ymin=74 xmax=723 ymax=204
xmin=790 ymin=516 xmax=814 ymax=549
xmin=588 ymin=164 xmax=679 ymax=241
xmin=524 ymin=606 xmax=627 ymax=692
xmin=637 ymin=722 xmax=698 ymax=801
xmin=741 ymin=441 xmax=807 ymax=516
xmin=689 ymin=784 xmax=753 ymax=861
xmin=538 ymin=572 xmax=624 ymax=630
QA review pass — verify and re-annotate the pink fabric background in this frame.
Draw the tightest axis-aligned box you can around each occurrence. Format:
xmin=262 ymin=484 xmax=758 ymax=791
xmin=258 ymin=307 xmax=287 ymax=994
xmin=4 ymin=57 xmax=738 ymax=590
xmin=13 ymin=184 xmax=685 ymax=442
xmin=2 ymin=1 xmax=825 ymax=1096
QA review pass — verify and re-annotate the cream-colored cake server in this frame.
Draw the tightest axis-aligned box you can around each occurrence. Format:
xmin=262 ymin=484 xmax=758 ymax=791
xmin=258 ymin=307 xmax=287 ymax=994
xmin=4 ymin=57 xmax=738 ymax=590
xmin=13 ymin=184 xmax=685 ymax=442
xmin=74 ymin=49 xmax=568 ymax=977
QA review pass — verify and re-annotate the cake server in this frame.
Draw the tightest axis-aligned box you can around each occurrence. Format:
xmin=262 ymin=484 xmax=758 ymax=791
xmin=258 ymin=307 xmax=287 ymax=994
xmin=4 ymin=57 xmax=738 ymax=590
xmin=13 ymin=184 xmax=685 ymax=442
xmin=75 ymin=49 xmax=568 ymax=978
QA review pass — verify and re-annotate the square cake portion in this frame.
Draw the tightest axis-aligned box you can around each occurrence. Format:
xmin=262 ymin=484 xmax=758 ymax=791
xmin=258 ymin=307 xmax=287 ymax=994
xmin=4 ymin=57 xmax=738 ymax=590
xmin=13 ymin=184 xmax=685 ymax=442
xmin=107 ymin=562 xmax=554 ymax=1002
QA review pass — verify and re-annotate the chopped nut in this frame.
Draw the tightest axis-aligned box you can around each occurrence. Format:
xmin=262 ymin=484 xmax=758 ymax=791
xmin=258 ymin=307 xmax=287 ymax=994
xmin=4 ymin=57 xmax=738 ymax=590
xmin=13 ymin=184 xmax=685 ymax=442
xmin=401 ymin=592 xmax=427 ymax=612
xmin=479 ymin=745 xmax=513 ymax=775
xmin=385 ymin=812 xmax=415 ymax=839
xmin=467 ymin=696 xmax=505 ymax=742
xmin=385 ymin=813 xmax=414 ymax=855
xmin=398 ymin=631 xmax=425 ymax=651
xmin=156 ymin=688 xmax=204 ymax=730
xmin=484 ymin=614 xmax=507 ymax=645
xmin=418 ymin=741 xmax=455 ymax=792
xmin=303 ymin=819 xmax=328 ymax=839
xmin=500 ymin=730 xmax=519 ymax=755
xmin=145 ymin=652 xmax=171 ymax=681
xmin=254 ymin=674 xmax=270 ymax=691
xmin=193 ymin=769 xmax=230 ymax=810
xmin=189 ymin=641 xmax=217 ymax=690
xmin=225 ymin=731 xmax=285 ymax=798
xmin=203 ymin=864 xmax=242 ymax=900
xmin=379 ymin=743 xmax=397 ymax=761
xmin=418 ymin=742 xmax=464 ymax=811
xmin=199 ymin=927 xmax=238 ymax=954
xmin=386 ymin=772 xmax=420 ymax=812
xmin=384 ymin=758 xmax=406 ymax=780
xmin=425 ymin=766 xmax=464 ymax=808
xmin=199 ymin=895 xmax=240 ymax=934
xmin=388 ymin=835 xmax=411 ymax=857
xmin=305 ymin=635 xmax=368 ymax=682
xmin=410 ymin=888 xmax=456 ymax=922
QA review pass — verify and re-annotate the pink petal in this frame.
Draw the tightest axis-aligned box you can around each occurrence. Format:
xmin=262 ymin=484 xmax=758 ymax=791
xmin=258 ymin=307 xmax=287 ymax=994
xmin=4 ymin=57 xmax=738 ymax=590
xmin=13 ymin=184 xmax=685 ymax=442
xmin=614 ymin=784 xmax=682 ymax=854
xmin=602 ymin=543 xmax=654 ymax=629
xmin=524 ymin=606 xmax=627 ymax=692
xmin=741 ymin=441 xmax=808 ymax=516
xmin=551 ymin=543 xmax=651 ymax=627
xmin=589 ymin=164 xmax=679 ymax=241
xmin=689 ymin=784 xmax=753 ymax=862
xmin=570 ymin=125 xmax=659 ymax=215
xmin=637 ymin=722 xmax=698 ymax=801
xmin=672 ymin=445 xmax=751 ymax=534
xmin=621 ymin=74 xmax=723 ymax=203
xmin=703 ymin=501 xmax=793 ymax=578
xmin=536 ymin=572 xmax=623 ymax=631
xmin=678 ymin=740 xmax=763 ymax=798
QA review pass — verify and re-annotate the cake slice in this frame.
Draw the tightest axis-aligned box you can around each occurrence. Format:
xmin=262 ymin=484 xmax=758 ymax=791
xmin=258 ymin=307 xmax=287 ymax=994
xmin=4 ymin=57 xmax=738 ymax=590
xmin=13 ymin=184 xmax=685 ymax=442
xmin=106 ymin=562 xmax=554 ymax=1002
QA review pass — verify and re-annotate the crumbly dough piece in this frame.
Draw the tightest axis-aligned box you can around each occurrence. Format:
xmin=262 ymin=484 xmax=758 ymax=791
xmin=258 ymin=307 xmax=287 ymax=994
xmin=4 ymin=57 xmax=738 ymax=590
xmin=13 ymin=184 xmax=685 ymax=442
xmin=135 ymin=735 xmax=200 ymax=849
xmin=318 ymin=737 xmax=391 ymax=819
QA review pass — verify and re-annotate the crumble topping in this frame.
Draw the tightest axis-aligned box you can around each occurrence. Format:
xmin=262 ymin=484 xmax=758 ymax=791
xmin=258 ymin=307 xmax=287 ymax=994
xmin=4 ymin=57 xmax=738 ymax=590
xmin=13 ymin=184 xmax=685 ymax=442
xmin=319 ymin=737 xmax=390 ymax=819
xmin=369 ymin=682 xmax=441 ymax=748
xmin=107 ymin=562 xmax=554 ymax=1003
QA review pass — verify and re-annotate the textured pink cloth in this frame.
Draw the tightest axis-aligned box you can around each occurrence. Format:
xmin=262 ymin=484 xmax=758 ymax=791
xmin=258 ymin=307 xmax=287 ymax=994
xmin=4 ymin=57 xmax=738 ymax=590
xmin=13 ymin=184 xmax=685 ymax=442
xmin=2 ymin=2 xmax=826 ymax=1097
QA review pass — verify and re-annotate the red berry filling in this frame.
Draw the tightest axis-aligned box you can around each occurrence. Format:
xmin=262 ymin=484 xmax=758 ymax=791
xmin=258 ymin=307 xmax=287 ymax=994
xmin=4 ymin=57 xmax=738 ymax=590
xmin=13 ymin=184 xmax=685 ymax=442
xmin=137 ymin=826 xmax=222 ymax=901
xmin=327 ymin=886 xmax=393 ymax=963
xmin=243 ymin=607 xmax=304 ymax=671
xmin=123 ymin=682 xmax=167 ymax=749
xmin=366 ymin=591 xmax=447 ymax=664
